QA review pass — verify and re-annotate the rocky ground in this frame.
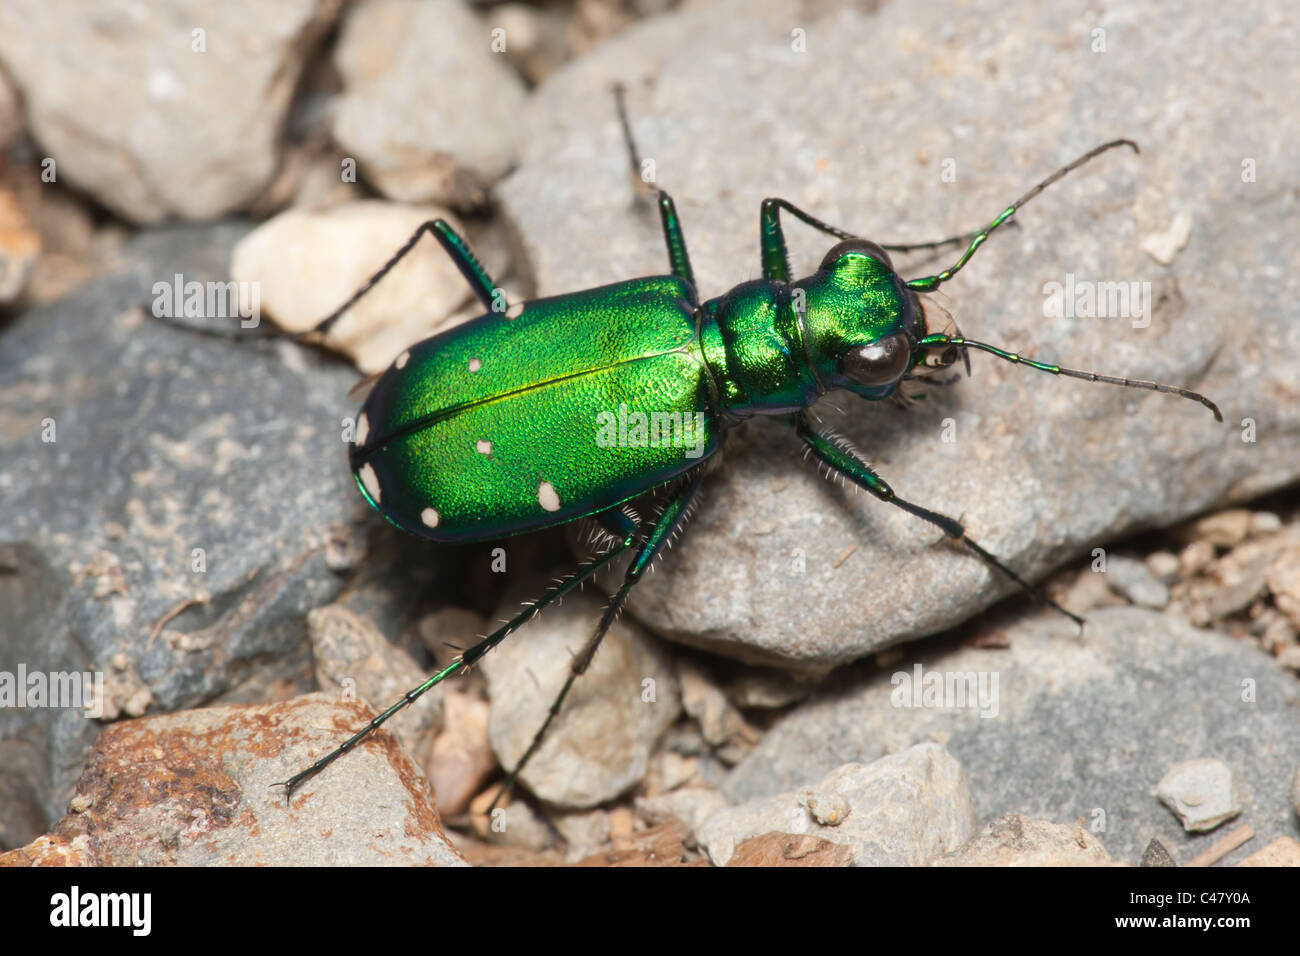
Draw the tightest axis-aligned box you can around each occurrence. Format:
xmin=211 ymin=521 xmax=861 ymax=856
xmin=0 ymin=0 xmax=1297 ymax=867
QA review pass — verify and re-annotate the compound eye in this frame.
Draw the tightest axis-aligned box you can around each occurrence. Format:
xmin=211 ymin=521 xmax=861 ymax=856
xmin=819 ymin=238 xmax=894 ymax=271
xmin=840 ymin=332 xmax=912 ymax=387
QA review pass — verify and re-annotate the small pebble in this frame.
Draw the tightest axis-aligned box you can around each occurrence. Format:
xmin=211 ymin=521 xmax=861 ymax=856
xmin=1190 ymin=509 xmax=1252 ymax=549
xmin=678 ymin=659 xmax=740 ymax=747
xmin=1105 ymin=555 xmax=1170 ymax=608
xmin=1145 ymin=550 xmax=1181 ymax=586
xmin=423 ymin=689 xmax=495 ymax=818
xmin=1277 ymin=645 xmax=1300 ymax=672
xmin=802 ymin=790 xmax=852 ymax=827
xmin=635 ymin=788 xmax=729 ymax=847
xmin=1266 ymin=547 xmax=1300 ymax=630
xmin=1155 ymin=758 xmax=1242 ymax=832
xmin=1179 ymin=539 xmax=1216 ymax=577
xmin=1057 ymin=567 xmax=1128 ymax=617
xmin=725 ymin=669 xmax=818 ymax=709
xmin=1250 ymin=511 xmax=1282 ymax=536
xmin=1260 ymin=617 xmax=1297 ymax=654
xmin=1140 ymin=837 xmax=1178 ymax=867
xmin=552 ymin=808 xmax=611 ymax=862
xmin=469 ymin=789 xmax=552 ymax=852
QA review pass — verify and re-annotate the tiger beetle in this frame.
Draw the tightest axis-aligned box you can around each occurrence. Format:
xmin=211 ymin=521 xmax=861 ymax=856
xmin=213 ymin=88 xmax=1220 ymax=804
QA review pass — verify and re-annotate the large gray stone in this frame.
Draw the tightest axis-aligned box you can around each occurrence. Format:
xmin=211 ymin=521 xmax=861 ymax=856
xmin=499 ymin=0 xmax=1300 ymax=666
xmin=697 ymin=743 xmax=976 ymax=866
xmin=0 ymin=223 xmax=381 ymax=845
xmin=722 ymin=607 xmax=1300 ymax=865
xmin=0 ymin=1 xmax=342 ymax=223
xmin=332 ymin=0 xmax=527 ymax=209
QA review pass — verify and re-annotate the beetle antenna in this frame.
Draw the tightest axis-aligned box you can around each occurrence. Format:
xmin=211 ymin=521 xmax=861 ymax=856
xmin=907 ymin=140 xmax=1139 ymax=293
xmin=918 ymin=333 xmax=1222 ymax=420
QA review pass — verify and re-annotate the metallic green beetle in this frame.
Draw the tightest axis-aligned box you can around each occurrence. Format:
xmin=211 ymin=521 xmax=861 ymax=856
xmin=280 ymin=105 xmax=1220 ymax=797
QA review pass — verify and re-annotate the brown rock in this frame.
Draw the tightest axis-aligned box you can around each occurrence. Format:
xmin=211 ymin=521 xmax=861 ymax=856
xmin=726 ymin=832 xmax=854 ymax=867
xmin=1267 ymin=547 xmax=1300 ymax=630
xmin=424 ymin=689 xmax=496 ymax=817
xmin=1236 ymin=836 xmax=1300 ymax=867
xmin=1190 ymin=510 xmax=1254 ymax=549
xmin=0 ymin=187 xmax=40 ymax=304
xmin=0 ymin=833 xmax=96 ymax=867
xmin=11 ymin=695 xmax=465 ymax=866
xmin=574 ymin=821 xmax=700 ymax=867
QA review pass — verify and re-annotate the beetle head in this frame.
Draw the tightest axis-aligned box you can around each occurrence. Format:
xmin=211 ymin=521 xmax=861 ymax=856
xmin=799 ymin=239 xmax=946 ymax=399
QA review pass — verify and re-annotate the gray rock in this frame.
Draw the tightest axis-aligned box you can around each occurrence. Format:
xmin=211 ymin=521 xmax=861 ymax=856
xmin=804 ymin=789 xmax=852 ymax=827
xmin=1155 ymin=758 xmax=1243 ymax=832
xmin=498 ymin=0 xmax=1300 ymax=666
xmin=723 ymin=607 xmax=1300 ymax=865
xmin=935 ymin=814 xmax=1115 ymax=867
xmin=0 ymin=0 xmax=342 ymax=223
xmin=0 ymin=64 xmax=21 ymax=148
xmin=485 ymin=2 xmax=571 ymax=84
xmin=1251 ymin=512 xmax=1283 ymax=536
xmin=477 ymin=799 xmax=553 ymax=853
xmin=481 ymin=581 xmax=681 ymax=807
xmin=551 ymin=807 xmax=610 ymax=862
xmin=724 ymin=668 xmax=820 ymax=710
xmin=0 ymin=223 xmax=407 ymax=846
xmin=678 ymin=658 xmax=744 ymax=747
xmin=1145 ymin=551 xmax=1181 ymax=586
xmin=1105 ymin=555 xmax=1170 ymax=608
xmin=332 ymin=0 xmax=527 ymax=209
xmin=1140 ymin=837 xmax=1179 ymax=867
xmin=697 ymin=743 xmax=976 ymax=867
xmin=1292 ymin=764 xmax=1300 ymax=820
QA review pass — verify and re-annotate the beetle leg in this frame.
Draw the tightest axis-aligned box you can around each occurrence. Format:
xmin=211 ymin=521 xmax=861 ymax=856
xmin=275 ymin=528 xmax=638 ymax=799
xmin=654 ymin=191 xmax=696 ymax=289
xmin=793 ymin=413 xmax=1083 ymax=627
xmin=613 ymin=84 xmax=696 ymax=289
xmin=760 ymin=198 xmax=856 ymax=282
xmin=760 ymin=197 xmax=1018 ymax=283
xmin=303 ymin=219 xmax=503 ymax=341
xmin=489 ymin=469 xmax=706 ymax=811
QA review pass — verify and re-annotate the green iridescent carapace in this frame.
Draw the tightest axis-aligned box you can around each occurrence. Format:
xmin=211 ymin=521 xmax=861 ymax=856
xmin=276 ymin=93 xmax=1221 ymax=801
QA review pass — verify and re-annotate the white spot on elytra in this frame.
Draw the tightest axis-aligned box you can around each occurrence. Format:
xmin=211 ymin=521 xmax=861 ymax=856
xmin=421 ymin=507 xmax=440 ymax=528
xmin=396 ymin=350 xmax=410 ymax=370
xmin=537 ymin=480 xmax=560 ymax=512
xmin=468 ymin=357 xmax=482 ymax=372
xmin=358 ymin=463 xmax=381 ymax=503
xmin=355 ymin=413 xmax=369 ymax=446
xmin=476 ymin=439 xmax=491 ymax=455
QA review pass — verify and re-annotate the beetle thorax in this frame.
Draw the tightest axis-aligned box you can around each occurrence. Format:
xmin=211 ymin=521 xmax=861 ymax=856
xmin=697 ymin=278 xmax=823 ymax=417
